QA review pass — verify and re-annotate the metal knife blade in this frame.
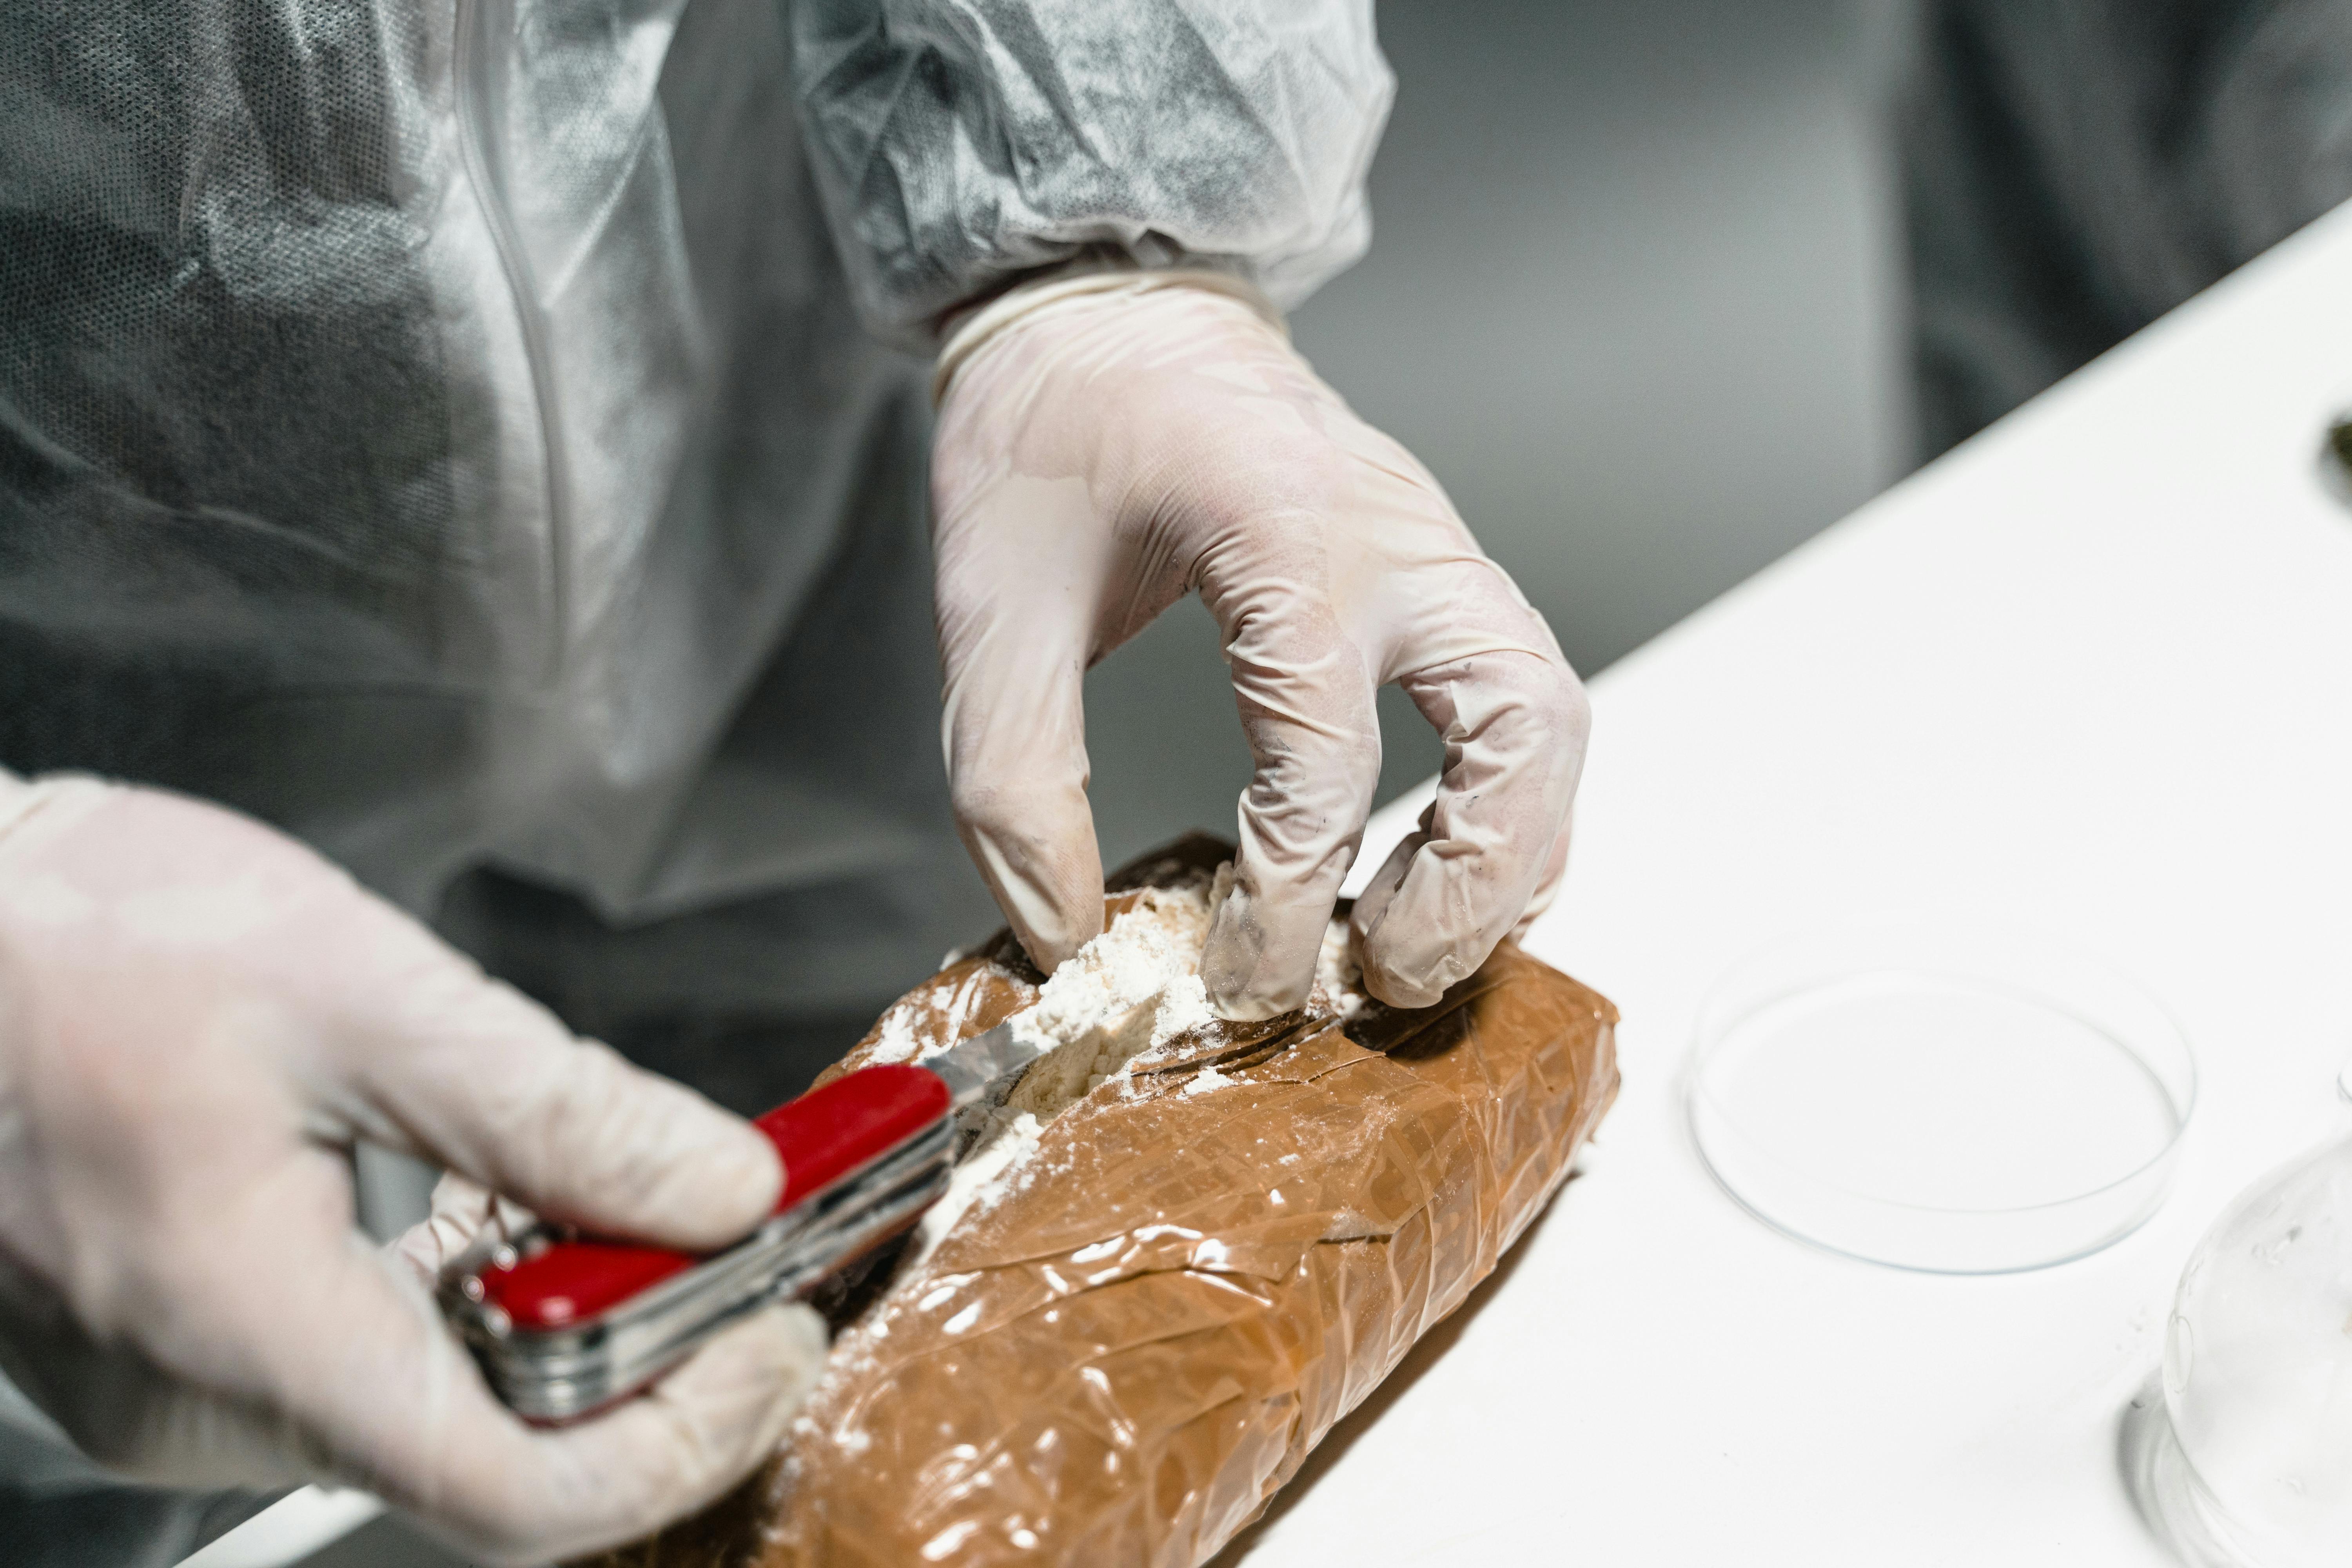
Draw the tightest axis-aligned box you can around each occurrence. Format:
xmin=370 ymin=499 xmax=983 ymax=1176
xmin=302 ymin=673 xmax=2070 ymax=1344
xmin=920 ymin=1021 xmax=1048 ymax=1108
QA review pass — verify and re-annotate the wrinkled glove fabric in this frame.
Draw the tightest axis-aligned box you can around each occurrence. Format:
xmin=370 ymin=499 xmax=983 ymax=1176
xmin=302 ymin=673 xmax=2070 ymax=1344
xmin=931 ymin=276 xmax=1589 ymax=1019
xmin=0 ymin=775 xmax=824 ymax=1564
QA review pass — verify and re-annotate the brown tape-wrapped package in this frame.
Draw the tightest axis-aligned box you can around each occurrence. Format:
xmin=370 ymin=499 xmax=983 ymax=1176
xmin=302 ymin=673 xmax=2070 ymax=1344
xmin=600 ymin=837 xmax=1618 ymax=1568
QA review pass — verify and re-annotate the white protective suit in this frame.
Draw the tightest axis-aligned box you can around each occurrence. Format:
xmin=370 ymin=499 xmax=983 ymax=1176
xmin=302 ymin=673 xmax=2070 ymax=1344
xmin=0 ymin=2 xmax=1391 ymax=1559
xmin=0 ymin=0 xmax=1387 ymax=1082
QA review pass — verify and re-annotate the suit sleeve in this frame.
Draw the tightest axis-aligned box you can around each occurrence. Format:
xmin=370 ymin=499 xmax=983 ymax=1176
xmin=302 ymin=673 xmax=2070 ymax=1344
xmin=791 ymin=0 xmax=1393 ymax=347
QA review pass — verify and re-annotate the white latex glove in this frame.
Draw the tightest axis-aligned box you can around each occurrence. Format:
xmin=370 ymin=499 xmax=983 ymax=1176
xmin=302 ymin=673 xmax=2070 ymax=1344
xmin=0 ymin=774 xmax=827 ymax=1564
xmin=931 ymin=272 xmax=1589 ymax=1017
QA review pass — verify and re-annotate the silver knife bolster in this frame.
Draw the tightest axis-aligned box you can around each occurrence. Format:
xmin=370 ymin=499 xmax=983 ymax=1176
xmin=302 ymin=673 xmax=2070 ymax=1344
xmin=922 ymin=1022 xmax=1048 ymax=1108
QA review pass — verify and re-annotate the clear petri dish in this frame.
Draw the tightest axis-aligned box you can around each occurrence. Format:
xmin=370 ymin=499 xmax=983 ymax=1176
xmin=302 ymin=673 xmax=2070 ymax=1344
xmin=1686 ymin=921 xmax=2196 ymax=1273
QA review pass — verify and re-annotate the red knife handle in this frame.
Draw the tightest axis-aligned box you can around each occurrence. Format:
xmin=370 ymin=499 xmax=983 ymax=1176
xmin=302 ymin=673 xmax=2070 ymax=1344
xmin=472 ymin=1064 xmax=951 ymax=1333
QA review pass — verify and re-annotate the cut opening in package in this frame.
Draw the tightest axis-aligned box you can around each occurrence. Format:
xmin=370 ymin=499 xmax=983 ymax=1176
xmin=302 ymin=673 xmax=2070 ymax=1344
xmin=595 ymin=835 xmax=1619 ymax=1568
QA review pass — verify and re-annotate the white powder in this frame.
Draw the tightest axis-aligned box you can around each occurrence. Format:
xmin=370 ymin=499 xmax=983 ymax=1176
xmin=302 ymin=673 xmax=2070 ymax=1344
xmin=1018 ymin=884 xmax=1212 ymax=1051
xmin=869 ymin=973 xmax=1005 ymax=1066
xmin=999 ymin=882 xmax=1219 ymax=1117
xmin=904 ymin=884 xmax=1364 ymax=1218
xmin=1316 ymin=915 xmax=1366 ymax=1019
xmin=866 ymin=1005 xmax=926 ymax=1065
xmin=1147 ymin=971 xmax=1216 ymax=1045
xmin=797 ymin=1107 xmax=1050 ymax=1446
xmin=1181 ymin=1063 xmax=1233 ymax=1096
xmin=906 ymin=1108 xmax=1044 ymax=1270
xmin=804 ymin=878 xmax=1372 ymax=1458
xmin=878 ymin=880 xmax=1230 ymax=1277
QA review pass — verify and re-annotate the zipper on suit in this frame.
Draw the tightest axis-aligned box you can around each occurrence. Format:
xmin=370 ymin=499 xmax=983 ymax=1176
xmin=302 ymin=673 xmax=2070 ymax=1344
xmin=455 ymin=0 xmax=571 ymax=688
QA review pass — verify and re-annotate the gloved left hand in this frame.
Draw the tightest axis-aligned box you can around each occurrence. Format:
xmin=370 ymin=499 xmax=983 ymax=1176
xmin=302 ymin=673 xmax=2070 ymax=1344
xmin=0 ymin=775 xmax=826 ymax=1564
xmin=931 ymin=272 xmax=1589 ymax=1019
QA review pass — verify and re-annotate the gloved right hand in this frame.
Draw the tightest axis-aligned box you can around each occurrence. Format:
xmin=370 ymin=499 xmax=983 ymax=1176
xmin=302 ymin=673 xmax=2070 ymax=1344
xmin=0 ymin=774 xmax=826 ymax=1564
xmin=930 ymin=274 xmax=1588 ymax=1018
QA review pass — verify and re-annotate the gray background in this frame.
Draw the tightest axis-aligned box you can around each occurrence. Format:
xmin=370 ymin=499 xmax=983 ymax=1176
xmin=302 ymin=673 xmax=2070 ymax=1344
xmin=1082 ymin=0 xmax=1910 ymax=863
xmin=294 ymin=2 xmax=1910 ymax=1563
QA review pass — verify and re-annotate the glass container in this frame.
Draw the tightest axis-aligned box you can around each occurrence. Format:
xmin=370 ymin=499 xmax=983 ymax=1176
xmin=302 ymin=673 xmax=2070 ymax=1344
xmin=1686 ymin=920 xmax=2195 ymax=1273
xmin=2129 ymin=1061 xmax=2352 ymax=1568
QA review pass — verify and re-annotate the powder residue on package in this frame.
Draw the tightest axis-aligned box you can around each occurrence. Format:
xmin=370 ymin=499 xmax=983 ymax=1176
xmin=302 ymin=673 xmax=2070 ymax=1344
xmin=866 ymin=974 xmax=997 ymax=1066
xmin=793 ymin=871 xmax=1380 ymax=1475
xmin=994 ymin=880 xmax=1219 ymax=1117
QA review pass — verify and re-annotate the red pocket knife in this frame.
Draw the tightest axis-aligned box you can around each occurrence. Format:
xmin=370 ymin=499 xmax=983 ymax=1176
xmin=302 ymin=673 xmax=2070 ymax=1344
xmin=439 ymin=1022 xmax=1044 ymax=1423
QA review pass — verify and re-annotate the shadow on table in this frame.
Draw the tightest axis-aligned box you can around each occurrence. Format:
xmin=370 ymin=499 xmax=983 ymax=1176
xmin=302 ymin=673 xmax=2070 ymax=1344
xmin=1204 ymin=1180 xmax=1572 ymax=1568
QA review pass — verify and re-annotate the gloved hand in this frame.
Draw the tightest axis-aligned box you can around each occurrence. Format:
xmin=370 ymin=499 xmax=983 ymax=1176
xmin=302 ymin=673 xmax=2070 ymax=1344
xmin=931 ymin=273 xmax=1589 ymax=1018
xmin=0 ymin=774 xmax=826 ymax=1564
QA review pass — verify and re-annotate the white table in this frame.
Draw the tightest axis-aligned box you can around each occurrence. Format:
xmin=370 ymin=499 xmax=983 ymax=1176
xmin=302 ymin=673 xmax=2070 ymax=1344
xmin=1241 ymin=203 xmax=2352 ymax=1566
xmin=203 ymin=203 xmax=2352 ymax=1568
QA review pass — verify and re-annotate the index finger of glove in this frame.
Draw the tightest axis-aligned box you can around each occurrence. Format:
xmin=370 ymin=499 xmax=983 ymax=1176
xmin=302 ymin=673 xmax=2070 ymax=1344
xmin=935 ymin=473 xmax=1110 ymax=976
xmin=0 ymin=779 xmax=778 ymax=1255
xmin=340 ymin=946 xmax=781 ymax=1252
